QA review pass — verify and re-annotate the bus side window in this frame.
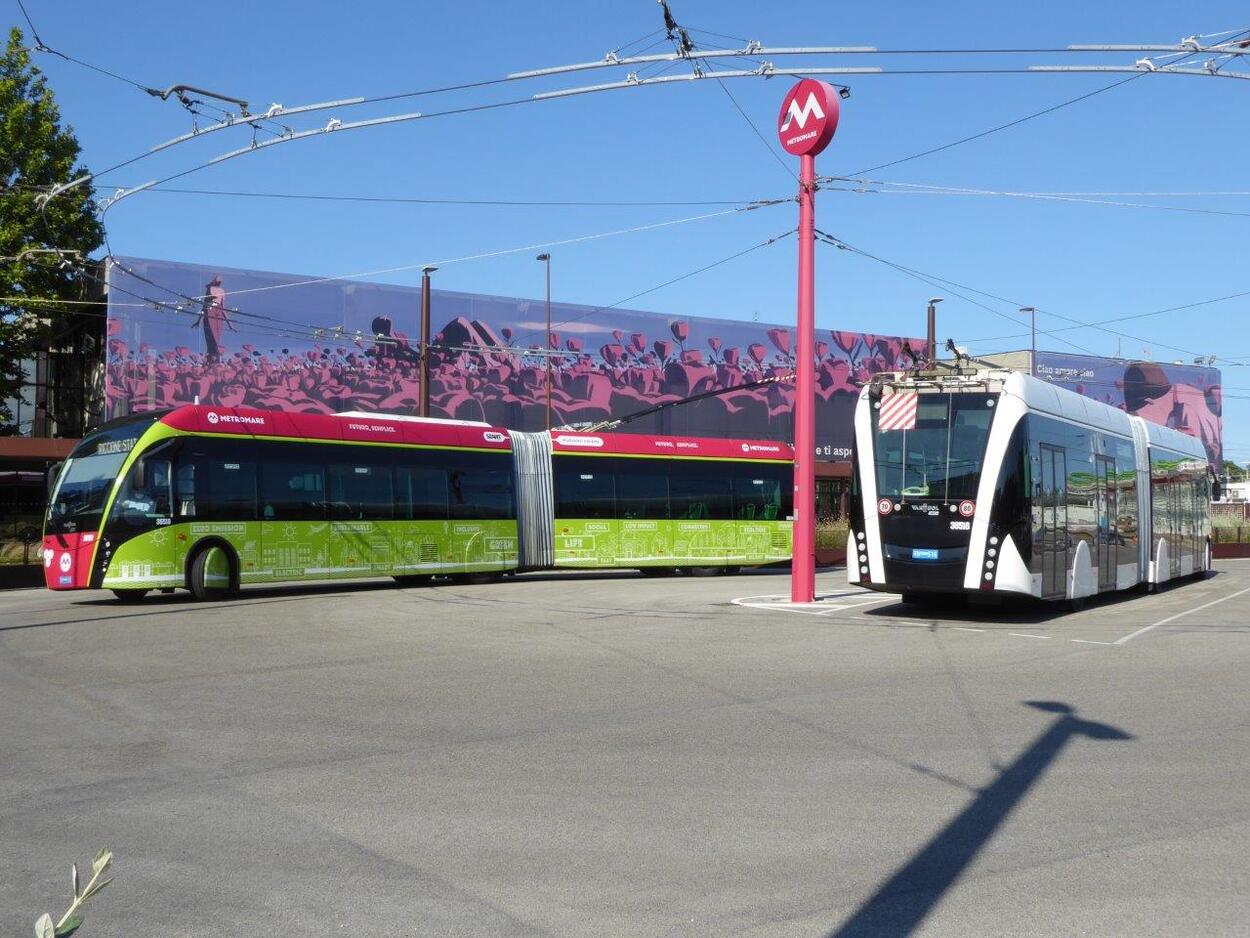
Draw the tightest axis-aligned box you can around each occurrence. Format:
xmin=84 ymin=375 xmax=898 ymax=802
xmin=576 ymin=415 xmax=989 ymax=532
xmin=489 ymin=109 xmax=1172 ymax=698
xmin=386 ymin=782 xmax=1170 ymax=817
xmin=116 ymin=457 xmax=172 ymax=525
xmin=176 ymin=459 xmax=197 ymax=518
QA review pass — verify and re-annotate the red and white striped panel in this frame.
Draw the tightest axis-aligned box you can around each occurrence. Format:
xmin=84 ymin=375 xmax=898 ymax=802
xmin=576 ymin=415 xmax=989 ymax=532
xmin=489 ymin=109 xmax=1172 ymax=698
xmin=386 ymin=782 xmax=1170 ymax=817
xmin=878 ymin=391 xmax=918 ymax=431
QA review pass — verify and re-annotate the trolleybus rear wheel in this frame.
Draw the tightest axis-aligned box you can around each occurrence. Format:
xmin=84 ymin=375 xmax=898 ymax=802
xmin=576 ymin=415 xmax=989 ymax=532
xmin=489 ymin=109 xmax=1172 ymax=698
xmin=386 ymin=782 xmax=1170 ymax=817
xmin=450 ymin=572 xmax=502 ymax=585
xmin=393 ymin=575 xmax=433 ymax=587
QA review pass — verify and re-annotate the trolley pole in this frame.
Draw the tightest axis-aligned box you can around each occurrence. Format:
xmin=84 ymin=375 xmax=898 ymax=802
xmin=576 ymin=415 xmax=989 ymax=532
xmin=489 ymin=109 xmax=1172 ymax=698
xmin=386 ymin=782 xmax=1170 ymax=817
xmin=777 ymin=79 xmax=840 ymax=604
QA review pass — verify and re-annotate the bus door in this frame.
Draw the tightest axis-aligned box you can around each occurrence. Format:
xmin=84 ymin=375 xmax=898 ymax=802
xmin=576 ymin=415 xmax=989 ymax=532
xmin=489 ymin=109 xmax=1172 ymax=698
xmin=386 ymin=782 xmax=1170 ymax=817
xmin=1094 ymin=455 xmax=1117 ymax=591
xmin=1039 ymin=444 xmax=1068 ymax=599
xmin=107 ymin=452 xmax=176 ymax=584
xmin=1169 ymin=475 xmax=1183 ymax=578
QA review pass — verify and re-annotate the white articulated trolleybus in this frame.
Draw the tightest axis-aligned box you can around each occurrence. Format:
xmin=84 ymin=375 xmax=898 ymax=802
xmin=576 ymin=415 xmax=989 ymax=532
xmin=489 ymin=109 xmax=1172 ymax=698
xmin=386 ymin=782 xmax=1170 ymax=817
xmin=848 ymin=368 xmax=1215 ymax=604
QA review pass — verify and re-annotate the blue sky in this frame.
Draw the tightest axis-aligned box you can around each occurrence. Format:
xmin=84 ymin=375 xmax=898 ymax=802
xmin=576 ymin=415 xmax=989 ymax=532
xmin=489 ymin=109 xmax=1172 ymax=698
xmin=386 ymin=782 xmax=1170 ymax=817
xmin=13 ymin=0 xmax=1250 ymax=465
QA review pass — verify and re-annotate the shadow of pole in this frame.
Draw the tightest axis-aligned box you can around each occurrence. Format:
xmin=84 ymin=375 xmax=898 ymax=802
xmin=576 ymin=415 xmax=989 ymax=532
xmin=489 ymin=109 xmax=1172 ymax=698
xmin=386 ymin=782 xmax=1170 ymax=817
xmin=828 ymin=701 xmax=1132 ymax=938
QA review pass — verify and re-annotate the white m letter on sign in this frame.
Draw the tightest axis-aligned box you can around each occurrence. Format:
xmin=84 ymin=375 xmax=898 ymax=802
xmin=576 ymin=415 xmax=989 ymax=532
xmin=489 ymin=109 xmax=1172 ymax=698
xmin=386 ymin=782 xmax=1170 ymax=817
xmin=780 ymin=93 xmax=826 ymax=133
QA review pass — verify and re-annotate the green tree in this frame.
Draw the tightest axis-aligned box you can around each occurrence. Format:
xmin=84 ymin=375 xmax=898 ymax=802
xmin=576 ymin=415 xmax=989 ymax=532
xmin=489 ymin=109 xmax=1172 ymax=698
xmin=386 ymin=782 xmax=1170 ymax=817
xmin=1223 ymin=460 xmax=1248 ymax=482
xmin=1 ymin=26 xmax=103 ymax=434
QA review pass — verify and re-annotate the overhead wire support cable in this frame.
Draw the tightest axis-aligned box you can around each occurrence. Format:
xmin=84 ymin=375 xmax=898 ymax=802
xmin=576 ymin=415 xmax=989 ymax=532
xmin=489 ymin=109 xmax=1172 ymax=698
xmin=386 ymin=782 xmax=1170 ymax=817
xmin=38 ymin=26 xmax=1250 ymax=205
xmin=127 ymin=187 xmax=773 ymax=207
xmin=525 ymin=227 xmax=797 ymax=341
xmin=105 ymin=200 xmax=789 ymax=312
xmin=815 ymin=231 xmax=1240 ymax=364
xmin=814 ymin=230 xmax=1102 ymax=355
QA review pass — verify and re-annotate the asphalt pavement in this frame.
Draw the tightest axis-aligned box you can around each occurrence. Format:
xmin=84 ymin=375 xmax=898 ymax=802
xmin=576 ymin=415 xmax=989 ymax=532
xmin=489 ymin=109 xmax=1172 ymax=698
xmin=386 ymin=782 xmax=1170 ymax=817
xmin=2 ymin=562 xmax=1249 ymax=936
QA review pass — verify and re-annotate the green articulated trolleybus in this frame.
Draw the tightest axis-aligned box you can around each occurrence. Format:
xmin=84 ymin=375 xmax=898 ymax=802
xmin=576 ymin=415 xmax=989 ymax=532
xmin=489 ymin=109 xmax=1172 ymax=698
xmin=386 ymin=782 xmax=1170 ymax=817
xmin=41 ymin=405 xmax=793 ymax=601
xmin=848 ymin=367 xmax=1216 ymax=605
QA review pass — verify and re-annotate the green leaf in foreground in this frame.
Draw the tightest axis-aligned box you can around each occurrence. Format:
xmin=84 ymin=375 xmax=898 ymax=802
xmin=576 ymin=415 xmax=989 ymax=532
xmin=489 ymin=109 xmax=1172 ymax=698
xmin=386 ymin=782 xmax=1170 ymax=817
xmin=54 ymin=913 xmax=83 ymax=938
xmin=91 ymin=849 xmax=112 ymax=875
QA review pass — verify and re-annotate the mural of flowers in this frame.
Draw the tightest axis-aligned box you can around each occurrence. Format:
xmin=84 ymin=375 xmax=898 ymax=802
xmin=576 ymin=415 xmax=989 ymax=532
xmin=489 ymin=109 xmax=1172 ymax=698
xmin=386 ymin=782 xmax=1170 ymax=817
xmin=104 ymin=258 xmax=938 ymax=457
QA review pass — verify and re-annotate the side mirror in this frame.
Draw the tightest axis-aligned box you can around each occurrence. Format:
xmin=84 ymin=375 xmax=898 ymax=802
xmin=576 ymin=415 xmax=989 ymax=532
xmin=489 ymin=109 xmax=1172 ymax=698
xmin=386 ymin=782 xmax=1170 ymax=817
xmin=1212 ymin=478 xmax=1223 ymax=502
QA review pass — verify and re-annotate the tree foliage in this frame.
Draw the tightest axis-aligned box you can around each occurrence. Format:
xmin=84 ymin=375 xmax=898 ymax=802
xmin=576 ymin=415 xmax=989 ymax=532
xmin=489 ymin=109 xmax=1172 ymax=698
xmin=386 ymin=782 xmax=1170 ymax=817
xmin=0 ymin=26 xmax=103 ymax=432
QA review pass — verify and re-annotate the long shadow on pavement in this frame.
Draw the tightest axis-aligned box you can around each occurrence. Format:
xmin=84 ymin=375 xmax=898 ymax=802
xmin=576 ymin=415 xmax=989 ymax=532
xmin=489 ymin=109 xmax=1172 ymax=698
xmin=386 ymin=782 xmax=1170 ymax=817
xmin=827 ymin=701 xmax=1132 ymax=937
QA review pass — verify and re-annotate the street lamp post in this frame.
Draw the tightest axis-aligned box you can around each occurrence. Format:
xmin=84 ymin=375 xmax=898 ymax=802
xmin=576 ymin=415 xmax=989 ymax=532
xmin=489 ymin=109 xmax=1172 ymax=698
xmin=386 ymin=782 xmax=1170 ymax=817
xmin=925 ymin=297 xmax=943 ymax=365
xmin=536 ymin=253 xmax=552 ymax=430
xmin=419 ymin=265 xmax=437 ymax=418
xmin=1020 ymin=306 xmax=1037 ymax=376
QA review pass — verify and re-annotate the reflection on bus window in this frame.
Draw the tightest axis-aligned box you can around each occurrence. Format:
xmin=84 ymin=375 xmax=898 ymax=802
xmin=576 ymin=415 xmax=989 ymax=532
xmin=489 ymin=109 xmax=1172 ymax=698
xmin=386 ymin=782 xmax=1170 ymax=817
xmin=873 ymin=393 xmax=995 ymax=501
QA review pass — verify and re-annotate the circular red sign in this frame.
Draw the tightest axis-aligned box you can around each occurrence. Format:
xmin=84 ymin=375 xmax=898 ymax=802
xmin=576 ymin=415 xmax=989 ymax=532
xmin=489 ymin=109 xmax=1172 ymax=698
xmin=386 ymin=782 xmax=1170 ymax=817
xmin=777 ymin=79 xmax=841 ymax=156
xmin=877 ymin=498 xmax=893 ymax=515
xmin=958 ymin=500 xmax=976 ymax=517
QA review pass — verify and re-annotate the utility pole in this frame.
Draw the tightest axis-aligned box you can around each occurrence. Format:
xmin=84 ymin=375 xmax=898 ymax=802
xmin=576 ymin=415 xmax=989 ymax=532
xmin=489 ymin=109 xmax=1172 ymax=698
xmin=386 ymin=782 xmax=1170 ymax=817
xmin=536 ymin=253 xmax=552 ymax=430
xmin=1020 ymin=307 xmax=1037 ymax=376
xmin=926 ymin=297 xmax=943 ymax=365
xmin=777 ymin=79 xmax=840 ymax=604
xmin=419 ymin=265 xmax=437 ymax=417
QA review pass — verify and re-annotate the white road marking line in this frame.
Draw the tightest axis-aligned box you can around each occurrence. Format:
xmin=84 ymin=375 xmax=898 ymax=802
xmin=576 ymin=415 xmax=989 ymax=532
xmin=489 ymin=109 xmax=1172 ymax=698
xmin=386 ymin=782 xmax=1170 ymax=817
xmin=1113 ymin=584 xmax=1250 ymax=645
xmin=729 ymin=593 xmax=896 ymax=616
xmin=1071 ymin=639 xmax=1114 ymax=645
xmin=1008 ymin=632 xmax=1050 ymax=640
xmin=954 ymin=627 xmax=985 ymax=633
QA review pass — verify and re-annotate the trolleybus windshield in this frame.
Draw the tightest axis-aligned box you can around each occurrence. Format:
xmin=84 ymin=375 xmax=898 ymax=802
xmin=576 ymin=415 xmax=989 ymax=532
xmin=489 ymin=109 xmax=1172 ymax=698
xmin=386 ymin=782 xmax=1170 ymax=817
xmin=45 ymin=415 xmax=161 ymax=535
xmin=872 ymin=392 xmax=996 ymax=502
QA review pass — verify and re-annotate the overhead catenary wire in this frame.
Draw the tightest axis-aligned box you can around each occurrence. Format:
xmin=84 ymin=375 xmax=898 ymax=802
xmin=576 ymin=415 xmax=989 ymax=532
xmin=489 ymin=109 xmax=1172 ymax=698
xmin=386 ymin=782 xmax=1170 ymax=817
xmin=204 ymin=200 xmax=789 ymax=300
xmin=966 ymin=286 xmax=1250 ymax=347
xmin=814 ymin=231 xmax=1101 ymax=356
xmin=843 ymin=74 xmax=1146 ymax=177
xmin=40 ymin=26 xmax=1250 ymax=208
xmin=93 ymin=198 xmax=789 ymax=338
xmin=515 ymin=226 xmax=797 ymax=342
xmin=839 ymin=26 xmax=1250 ymax=178
xmin=823 ymin=177 xmax=1250 ymax=219
xmin=94 ymin=227 xmax=800 ymax=361
xmin=15 ymin=0 xmax=163 ymax=97
xmin=815 ymin=231 xmax=1243 ymax=365
xmin=104 ymin=186 xmax=777 ymax=208
xmin=705 ymin=60 xmax=799 ymax=182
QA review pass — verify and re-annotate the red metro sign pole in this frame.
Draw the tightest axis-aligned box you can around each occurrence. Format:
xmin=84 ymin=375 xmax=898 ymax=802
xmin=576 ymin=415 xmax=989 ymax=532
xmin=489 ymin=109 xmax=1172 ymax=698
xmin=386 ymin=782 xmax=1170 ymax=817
xmin=778 ymin=79 xmax=840 ymax=604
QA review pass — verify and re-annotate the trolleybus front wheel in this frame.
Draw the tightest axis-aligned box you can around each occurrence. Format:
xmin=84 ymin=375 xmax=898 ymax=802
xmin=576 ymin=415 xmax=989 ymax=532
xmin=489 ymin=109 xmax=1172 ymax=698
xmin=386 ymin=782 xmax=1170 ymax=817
xmin=189 ymin=544 xmax=237 ymax=601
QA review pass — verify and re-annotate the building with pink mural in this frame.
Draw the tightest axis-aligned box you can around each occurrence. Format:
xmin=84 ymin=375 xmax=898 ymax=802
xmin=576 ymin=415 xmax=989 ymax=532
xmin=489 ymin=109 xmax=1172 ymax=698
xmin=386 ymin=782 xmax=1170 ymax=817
xmin=104 ymin=257 xmax=930 ymax=517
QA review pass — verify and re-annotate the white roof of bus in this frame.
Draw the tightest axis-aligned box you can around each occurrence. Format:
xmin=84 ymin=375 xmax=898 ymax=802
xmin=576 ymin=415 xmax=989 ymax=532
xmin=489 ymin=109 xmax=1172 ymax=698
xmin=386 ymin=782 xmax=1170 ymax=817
xmin=1004 ymin=371 xmax=1135 ymax=437
xmin=1132 ymin=416 xmax=1208 ymax=460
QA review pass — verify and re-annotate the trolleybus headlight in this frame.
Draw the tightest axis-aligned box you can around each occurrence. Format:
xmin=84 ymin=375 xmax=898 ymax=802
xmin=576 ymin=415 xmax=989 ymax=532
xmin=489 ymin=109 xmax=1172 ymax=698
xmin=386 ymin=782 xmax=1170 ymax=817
xmin=984 ymin=572 xmax=993 ymax=581
xmin=987 ymin=548 xmax=997 ymax=557
xmin=860 ymin=565 xmax=869 ymax=574
xmin=989 ymin=536 xmax=999 ymax=545
xmin=857 ymin=532 xmax=865 ymax=541
xmin=985 ymin=560 xmax=994 ymax=569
